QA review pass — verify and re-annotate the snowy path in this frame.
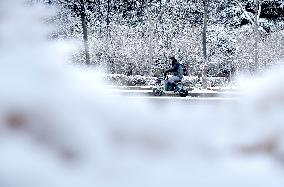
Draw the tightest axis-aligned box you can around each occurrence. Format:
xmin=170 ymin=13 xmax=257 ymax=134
xmin=108 ymin=89 xmax=242 ymax=98
xmin=106 ymin=85 xmax=242 ymax=98
xmin=126 ymin=96 xmax=239 ymax=102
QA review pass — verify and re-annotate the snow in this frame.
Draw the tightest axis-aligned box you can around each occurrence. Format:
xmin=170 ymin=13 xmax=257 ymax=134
xmin=1 ymin=1 xmax=284 ymax=187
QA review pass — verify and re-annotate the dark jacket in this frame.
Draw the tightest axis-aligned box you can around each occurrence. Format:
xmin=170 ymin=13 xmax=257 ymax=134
xmin=165 ymin=62 xmax=183 ymax=79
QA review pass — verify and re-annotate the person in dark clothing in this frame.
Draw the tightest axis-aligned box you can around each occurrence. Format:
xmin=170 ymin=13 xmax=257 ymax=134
xmin=164 ymin=56 xmax=183 ymax=84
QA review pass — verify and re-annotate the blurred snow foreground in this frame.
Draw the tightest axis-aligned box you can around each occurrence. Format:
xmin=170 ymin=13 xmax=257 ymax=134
xmin=1 ymin=1 xmax=284 ymax=187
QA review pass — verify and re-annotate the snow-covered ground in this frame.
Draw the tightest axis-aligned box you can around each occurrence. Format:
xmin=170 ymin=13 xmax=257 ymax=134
xmin=1 ymin=1 xmax=284 ymax=187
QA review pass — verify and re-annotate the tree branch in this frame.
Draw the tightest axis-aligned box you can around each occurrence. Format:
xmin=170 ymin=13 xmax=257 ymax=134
xmin=235 ymin=0 xmax=254 ymax=25
xmin=257 ymin=1 xmax=262 ymax=24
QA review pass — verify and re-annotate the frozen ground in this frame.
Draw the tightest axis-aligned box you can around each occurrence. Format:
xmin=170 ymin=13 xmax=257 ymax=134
xmin=1 ymin=1 xmax=284 ymax=187
xmin=106 ymin=85 xmax=242 ymax=97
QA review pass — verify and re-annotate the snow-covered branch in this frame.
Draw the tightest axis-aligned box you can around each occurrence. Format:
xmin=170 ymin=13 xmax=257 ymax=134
xmin=235 ymin=0 xmax=254 ymax=25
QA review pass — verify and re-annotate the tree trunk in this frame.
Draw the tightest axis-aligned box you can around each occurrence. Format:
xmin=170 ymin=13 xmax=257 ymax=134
xmin=157 ymin=0 xmax=170 ymax=65
xmin=146 ymin=0 xmax=153 ymax=76
xmin=79 ymin=0 xmax=91 ymax=65
xmin=203 ymin=0 xmax=208 ymax=63
xmin=106 ymin=0 xmax=111 ymax=38
xmin=202 ymin=0 xmax=208 ymax=89
xmin=253 ymin=0 xmax=260 ymax=72
xmin=106 ymin=0 xmax=112 ymax=72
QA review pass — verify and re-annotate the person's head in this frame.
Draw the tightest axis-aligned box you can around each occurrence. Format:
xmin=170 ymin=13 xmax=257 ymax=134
xmin=169 ymin=57 xmax=177 ymax=65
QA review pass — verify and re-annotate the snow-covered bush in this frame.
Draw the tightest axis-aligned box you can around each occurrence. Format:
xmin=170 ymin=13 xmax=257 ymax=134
xmin=207 ymin=77 xmax=229 ymax=87
xmin=104 ymin=74 xmax=228 ymax=87
xmin=180 ymin=76 xmax=199 ymax=87
xmin=127 ymin=75 xmax=156 ymax=86
xmin=104 ymin=74 xmax=155 ymax=86
xmin=104 ymin=74 xmax=129 ymax=86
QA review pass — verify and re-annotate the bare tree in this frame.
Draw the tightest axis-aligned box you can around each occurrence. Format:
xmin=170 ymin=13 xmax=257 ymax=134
xmin=146 ymin=0 xmax=154 ymax=75
xmin=79 ymin=0 xmax=91 ymax=65
xmin=52 ymin=0 xmax=92 ymax=65
xmin=106 ymin=0 xmax=111 ymax=39
xmin=202 ymin=0 xmax=208 ymax=64
xmin=106 ymin=0 xmax=112 ymax=71
xmin=202 ymin=0 xmax=209 ymax=88
xmin=236 ymin=0 xmax=262 ymax=72
xmin=253 ymin=0 xmax=261 ymax=72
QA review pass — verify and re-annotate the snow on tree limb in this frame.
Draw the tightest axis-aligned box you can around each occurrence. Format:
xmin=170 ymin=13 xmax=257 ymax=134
xmin=235 ymin=0 xmax=254 ymax=25
xmin=257 ymin=1 xmax=262 ymax=24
